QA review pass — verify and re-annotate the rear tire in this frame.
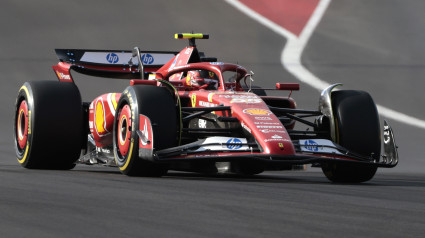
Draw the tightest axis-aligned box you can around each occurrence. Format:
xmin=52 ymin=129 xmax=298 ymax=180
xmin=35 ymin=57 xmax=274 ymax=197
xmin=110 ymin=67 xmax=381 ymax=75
xmin=321 ymin=90 xmax=380 ymax=183
xmin=113 ymin=85 xmax=177 ymax=176
xmin=14 ymin=81 xmax=83 ymax=169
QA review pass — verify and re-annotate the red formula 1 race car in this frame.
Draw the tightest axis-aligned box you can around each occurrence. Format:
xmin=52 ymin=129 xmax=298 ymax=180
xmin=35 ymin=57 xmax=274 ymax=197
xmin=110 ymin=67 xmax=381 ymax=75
xmin=14 ymin=33 xmax=398 ymax=182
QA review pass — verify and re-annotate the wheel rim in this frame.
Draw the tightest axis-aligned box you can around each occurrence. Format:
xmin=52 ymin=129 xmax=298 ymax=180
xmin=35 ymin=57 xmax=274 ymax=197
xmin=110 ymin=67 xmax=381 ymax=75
xmin=16 ymin=100 xmax=28 ymax=150
xmin=117 ymin=105 xmax=131 ymax=156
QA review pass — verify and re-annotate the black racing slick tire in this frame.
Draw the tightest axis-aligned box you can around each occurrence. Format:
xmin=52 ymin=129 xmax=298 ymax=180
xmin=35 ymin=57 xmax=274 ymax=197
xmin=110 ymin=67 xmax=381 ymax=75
xmin=14 ymin=81 xmax=84 ymax=169
xmin=113 ymin=85 xmax=177 ymax=176
xmin=321 ymin=90 xmax=380 ymax=183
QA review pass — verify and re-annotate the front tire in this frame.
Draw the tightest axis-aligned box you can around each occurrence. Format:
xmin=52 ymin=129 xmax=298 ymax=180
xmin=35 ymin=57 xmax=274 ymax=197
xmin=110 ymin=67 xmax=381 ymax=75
xmin=14 ymin=81 xmax=84 ymax=169
xmin=321 ymin=90 xmax=380 ymax=183
xmin=113 ymin=85 xmax=177 ymax=176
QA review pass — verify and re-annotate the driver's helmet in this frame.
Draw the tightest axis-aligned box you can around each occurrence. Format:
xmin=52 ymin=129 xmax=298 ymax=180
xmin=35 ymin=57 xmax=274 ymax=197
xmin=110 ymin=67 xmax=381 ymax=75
xmin=186 ymin=70 xmax=219 ymax=90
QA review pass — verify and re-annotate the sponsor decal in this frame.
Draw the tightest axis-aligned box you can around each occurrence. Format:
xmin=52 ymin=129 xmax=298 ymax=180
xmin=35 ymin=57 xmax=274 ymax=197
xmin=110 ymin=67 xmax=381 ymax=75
xmin=91 ymin=94 xmax=117 ymax=138
xmin=193 ymin=154 xmax=226 ymax=158
xmin=254 ymin=116 xmax=272 ymax=121
xmin=149 ymin=74 xmax=160 ymax=80
xmin=264 ymin=138 xmax=291 ymax=143
xmin=194 ymin=137 xmax=248 ymax=152
xmin=80 ymin=52 xmax=171 ymax=65
xmin=254 ymin=122 xmax=280 ymax=125
xmin=226 ymin=138 xmax=242 ymax=150
xmin=210 ymin=62 xmax=224 ymax=65
xmin=80 ymin=52 xmax=127 ymax=64
xmin=230 ymin=98 xmax=262 ymax=104
xmin=199 ymin=101 xmax=218 ymax=107
xmin=260 ymin=129 xmax=287 ymax=134
xmin=55 ymin=71 xmax=71 ymax=81
xmin=97 ymin=147 xmax=111 ymax=154
xmin=299 ymin=139 xmax=343 ymax=154
xmin=272 ymin=134 xmax=283 ymax=139
xmin=243 ymin=108 xmax=272 ymax=115
xmin=256 ymin=125 xmax=283 ymax=129
xmin=141 ymin=53 xmax=154 ymax=65
xmin=106 ymin=53 xmax=119 ymax=64
xmin=27 ymin=110 xmax=31 ymax=135
xmin=219 ymin=94 xmax=259 ymax=99
xmin=383 ymin=124 xmax=391 ymax=143
xmin=191 ymin=94 xmax=196 ymax=107
xmin=198 ymin=119 xmax=207 ymax=129
xmin=83 ymin=52 xmax=170 ymax=65
xmin=127 ymin=93 xmax=135 ymax=120
xmin=95 ymin=100 xmax=108 ymax=134
xmin=303 ymin=139 xmax=319 ymax=152
xmin=278 ymin=143 xmax=284 ymax=148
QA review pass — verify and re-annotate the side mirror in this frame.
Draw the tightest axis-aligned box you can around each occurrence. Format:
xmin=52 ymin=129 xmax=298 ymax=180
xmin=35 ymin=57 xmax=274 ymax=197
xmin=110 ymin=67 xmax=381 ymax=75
xmin=275 ymin=83 xmax=300 ymax=91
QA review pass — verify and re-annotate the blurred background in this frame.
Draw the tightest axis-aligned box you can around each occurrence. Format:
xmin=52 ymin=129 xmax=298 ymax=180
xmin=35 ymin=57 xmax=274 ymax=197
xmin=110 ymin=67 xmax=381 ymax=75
xmin=1 ymin=0 xmax=424 ymax=172
xmin=1 ymin=1 xmax=424 ymax=237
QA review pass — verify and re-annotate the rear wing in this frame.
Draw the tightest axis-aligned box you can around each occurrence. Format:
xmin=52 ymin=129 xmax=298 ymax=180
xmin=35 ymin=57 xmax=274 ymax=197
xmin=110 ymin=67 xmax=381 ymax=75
xmin=53 ymin=49 xmax=178 ymax=81
xmin=53 ymin=33 xmax=214 ymax=82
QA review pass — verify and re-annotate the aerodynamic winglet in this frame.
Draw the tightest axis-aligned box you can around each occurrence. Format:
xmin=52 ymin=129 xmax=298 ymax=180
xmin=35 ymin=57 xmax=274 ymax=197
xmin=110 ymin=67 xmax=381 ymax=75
xmin=381 ymin=120 xmax=399 ymax=167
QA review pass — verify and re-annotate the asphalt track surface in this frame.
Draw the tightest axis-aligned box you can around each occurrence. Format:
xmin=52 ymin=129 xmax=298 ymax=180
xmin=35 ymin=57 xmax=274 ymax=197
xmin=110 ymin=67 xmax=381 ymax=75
xmin=0 ymin=0 xmax=424 ymax=237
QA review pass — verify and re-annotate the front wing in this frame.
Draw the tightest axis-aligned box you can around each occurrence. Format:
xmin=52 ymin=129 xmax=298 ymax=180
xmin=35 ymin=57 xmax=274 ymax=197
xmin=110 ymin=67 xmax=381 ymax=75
xmin=141 ymin=120 xmax=398 ymax=168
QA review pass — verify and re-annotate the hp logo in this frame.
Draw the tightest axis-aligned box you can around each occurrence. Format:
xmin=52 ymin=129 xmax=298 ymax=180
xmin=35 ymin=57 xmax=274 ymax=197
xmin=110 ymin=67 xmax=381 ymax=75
xmin=226 ymin=138 xmax=242 ymax=150
xmin=141 ymin=54 xmax=154 ymax=65
xmin=304 ymin=140 xmax=319 ymax=152
xmin=106 ymin=53 xmax=119 ymax=64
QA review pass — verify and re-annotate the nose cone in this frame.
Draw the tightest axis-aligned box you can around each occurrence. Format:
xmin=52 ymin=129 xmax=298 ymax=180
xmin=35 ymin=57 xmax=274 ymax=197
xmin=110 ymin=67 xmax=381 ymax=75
xmin=209 ymin=91 xmax=295 ymax=155
xmin=236 ymin=107 xmax=295 ymax=155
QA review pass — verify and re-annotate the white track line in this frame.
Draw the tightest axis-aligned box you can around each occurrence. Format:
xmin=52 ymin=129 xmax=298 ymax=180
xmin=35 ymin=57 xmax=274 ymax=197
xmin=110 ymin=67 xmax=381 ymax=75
xmin=225 ymin=0 xmax=425 ymax=130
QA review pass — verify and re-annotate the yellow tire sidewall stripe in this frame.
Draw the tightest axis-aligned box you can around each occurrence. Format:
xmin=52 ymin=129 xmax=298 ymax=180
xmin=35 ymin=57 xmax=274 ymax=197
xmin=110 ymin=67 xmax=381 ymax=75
xmin=119 ymin=138 xmax=134 ymax=171
xmin=17 ymin=85 xmax=30 ymax=164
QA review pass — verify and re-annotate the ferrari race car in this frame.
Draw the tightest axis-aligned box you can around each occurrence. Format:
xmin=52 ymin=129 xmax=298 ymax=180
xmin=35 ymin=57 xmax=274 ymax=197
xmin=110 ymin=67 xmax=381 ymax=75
xmin=14 ymin=33 xmax=398 ymax=182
